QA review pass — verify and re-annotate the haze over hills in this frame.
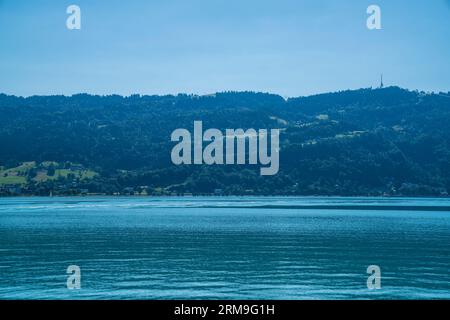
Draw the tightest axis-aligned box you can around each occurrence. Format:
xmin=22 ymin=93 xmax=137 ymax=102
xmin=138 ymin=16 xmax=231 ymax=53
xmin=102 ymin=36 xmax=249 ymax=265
xmin=1 ymin=87 xmax=450 ymax=196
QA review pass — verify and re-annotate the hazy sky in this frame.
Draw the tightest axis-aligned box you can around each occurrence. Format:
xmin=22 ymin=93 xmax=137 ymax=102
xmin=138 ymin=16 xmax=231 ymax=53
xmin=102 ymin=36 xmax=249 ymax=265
xmin=0 ymin=0 xmax=449 ymax=97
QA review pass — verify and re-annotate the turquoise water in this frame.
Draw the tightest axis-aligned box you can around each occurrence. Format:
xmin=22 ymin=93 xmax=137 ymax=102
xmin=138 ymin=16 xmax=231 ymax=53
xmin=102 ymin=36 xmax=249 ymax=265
xmin=0 ymin=196 xmax=449 ymax=300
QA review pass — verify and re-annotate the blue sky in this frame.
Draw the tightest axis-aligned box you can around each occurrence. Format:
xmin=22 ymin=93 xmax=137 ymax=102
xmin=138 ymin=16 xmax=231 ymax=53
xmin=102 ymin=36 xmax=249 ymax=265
xmin=0 ymin=0 xmax=449 ymax=97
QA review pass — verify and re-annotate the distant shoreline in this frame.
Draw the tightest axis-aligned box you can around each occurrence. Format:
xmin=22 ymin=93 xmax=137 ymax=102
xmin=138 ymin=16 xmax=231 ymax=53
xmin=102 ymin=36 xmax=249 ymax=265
xmin=1 ymin=194 xmax=449 ymax=199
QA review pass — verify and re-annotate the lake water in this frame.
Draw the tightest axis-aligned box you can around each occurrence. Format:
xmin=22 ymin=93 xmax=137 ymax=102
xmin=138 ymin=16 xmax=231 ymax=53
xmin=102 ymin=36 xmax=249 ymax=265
xmin=0 ymin=196 xmax=449 ymax=300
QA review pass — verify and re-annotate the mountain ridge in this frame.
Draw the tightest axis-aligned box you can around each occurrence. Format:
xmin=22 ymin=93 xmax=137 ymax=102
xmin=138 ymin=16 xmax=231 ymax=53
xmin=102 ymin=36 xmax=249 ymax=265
xmin=1 ymin=86 xmax=449 ymax=196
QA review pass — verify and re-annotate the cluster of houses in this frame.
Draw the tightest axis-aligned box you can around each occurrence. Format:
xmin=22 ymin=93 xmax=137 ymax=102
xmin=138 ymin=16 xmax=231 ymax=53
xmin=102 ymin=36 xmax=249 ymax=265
xmin=119 ymin=186 xmax=227 ymax=196
xmin=0 ymin=183 xmax=232 ymax=197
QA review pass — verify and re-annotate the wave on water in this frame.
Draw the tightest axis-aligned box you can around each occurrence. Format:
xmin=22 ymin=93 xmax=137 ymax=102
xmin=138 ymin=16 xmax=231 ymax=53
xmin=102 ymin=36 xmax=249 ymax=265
xmin=1 ymin=197 xmax=450 ymax=212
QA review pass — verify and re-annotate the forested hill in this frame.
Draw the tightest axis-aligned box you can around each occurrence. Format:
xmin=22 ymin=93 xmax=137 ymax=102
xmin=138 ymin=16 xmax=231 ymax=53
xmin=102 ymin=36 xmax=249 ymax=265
xmin=1 ymin=87 xmax=450 ymax=196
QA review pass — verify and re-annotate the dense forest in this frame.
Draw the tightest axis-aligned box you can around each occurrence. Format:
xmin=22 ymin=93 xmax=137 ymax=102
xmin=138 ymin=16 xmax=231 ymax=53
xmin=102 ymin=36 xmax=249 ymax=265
xmin=1 ymin=87 xmax=450 ymax=196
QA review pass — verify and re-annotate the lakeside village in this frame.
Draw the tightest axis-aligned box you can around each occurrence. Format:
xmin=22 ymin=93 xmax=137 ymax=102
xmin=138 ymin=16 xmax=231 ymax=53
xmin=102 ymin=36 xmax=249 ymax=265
xmin=0 ymin=161 xmax=227 ymax=197
xmin=1 ymin=161 xmax=448 ymax=198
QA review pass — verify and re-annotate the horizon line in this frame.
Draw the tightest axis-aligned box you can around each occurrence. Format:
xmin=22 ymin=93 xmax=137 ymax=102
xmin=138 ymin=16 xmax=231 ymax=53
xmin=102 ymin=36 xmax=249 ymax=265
xmin=1 ymin=86 xmax=449 ymax=100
